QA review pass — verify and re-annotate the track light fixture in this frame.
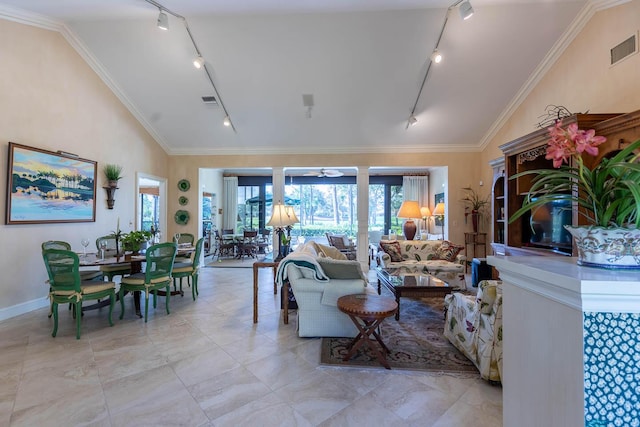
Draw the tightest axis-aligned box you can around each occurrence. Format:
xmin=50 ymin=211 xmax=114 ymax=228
xmin=157 ymin=10 xmax=168 ymax=30
xmin=459 ymin=1 xmax=474 ymax=20
xmin=144 ymin=0 xmax=236 ymax=132
xmin=193 ymin=56 xmax=204 ymax=69
xmin=430 ymin=49 xmax=442 ymax=64
xmin=406 ymin=0 xmax=474 ymax=130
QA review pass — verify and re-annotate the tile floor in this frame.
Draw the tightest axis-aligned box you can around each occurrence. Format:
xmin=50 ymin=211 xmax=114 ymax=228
xmin=0 ymin=265 xmax=502 ymax=426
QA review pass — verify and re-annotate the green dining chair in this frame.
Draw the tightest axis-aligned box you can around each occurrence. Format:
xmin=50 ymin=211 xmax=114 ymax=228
xmin=119 ymin=242 xmax=177 ymax=322
xmin=41 ymin=240 xmax=103 ymax=281
xmin=172 ymin=237 xmax=205 ymax=300
xmin=41 ymin=249 xmax=116 ymax=339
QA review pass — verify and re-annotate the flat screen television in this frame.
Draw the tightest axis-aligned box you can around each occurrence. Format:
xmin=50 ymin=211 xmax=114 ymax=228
xmin=523 ymin=198 xmax=573 ymax=255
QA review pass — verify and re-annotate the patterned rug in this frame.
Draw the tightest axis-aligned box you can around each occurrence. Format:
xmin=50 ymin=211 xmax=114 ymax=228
xmin=320 ymin=296 xmax=479 ymax=375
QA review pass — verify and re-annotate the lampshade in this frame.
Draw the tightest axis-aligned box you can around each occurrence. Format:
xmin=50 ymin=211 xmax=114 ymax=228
xmin=267 ymin=203 xmax=297 ymax=228
xmin=420 ymin=206 xmax=431 ymax=218
xmin=433 ymin=202 xmax=445 ymax=216
xmin=397 ymin=201 xmax=422 ymax=219
xmin=284 ymin=205 xmax=300 ymax=224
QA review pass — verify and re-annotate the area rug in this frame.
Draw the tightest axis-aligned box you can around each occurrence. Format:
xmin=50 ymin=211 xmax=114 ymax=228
xmin=205 ymin=255 xmax=266 ymax=268
xmin=320 ymin=296 xmax=479 ymax=375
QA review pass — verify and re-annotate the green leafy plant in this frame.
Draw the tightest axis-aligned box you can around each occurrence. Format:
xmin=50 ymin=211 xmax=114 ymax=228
xmin=460 ymin=187 xmax=490 ymax=212
xmin=121 ymin=230 xmax=152 ymax=252
xmin=103 ymin=164 xmax=123 ymax=182
xmin=509 ymin=121 xmax=640 ymax=228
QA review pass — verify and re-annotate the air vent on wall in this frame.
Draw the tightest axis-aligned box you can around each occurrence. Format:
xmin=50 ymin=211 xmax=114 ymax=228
xmin=201 ymin=96 xmax=218 ymax=105
xmin=611 ymin=34 xmax=637 ymax=65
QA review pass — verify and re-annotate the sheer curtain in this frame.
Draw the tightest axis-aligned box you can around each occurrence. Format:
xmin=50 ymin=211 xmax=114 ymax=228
xmin=403 ymin=176 xmax=429 ymax=207
xmin=223 ymin=177 xmax=238 ymax=232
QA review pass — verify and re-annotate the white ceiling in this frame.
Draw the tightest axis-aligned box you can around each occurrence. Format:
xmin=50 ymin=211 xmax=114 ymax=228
xmin=1 ymin=0 xmax=593 ymax=155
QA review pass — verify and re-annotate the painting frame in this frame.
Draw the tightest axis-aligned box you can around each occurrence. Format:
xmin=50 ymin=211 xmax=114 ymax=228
xmin=6 ymin=142 xmax=97 ymax=224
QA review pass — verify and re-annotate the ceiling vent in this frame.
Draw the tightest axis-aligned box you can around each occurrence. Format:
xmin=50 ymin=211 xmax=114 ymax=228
xmin=201 ymin=96 xmax=218 ymax=105
xmin=610 ymin=34 xmax=637 ymax=65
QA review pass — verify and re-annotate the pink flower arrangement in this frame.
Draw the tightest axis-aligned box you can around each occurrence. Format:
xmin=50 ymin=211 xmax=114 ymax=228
xmin=546 ymin=121 xmax=607 ymax=167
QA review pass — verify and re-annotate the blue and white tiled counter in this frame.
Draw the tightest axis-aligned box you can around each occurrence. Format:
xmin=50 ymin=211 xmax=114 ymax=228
xmin=487 ymin=255 xmax=640 ymax=427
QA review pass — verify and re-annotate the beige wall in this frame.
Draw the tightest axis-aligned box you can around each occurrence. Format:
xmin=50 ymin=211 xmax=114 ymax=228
xmin=0 ymin=20 xmax=168 ymax=315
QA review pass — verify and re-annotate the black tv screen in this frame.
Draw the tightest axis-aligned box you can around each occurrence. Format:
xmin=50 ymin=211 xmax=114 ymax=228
xmin=526 ymin=199 xmax=573 ymax=254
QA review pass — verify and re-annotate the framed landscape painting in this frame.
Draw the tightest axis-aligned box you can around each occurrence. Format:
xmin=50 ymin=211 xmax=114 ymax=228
xmin=6 ymin=142 xmax=97 ymax=224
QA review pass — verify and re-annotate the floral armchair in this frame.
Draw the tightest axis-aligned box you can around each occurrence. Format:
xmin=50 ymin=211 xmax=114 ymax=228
xmin=443 ymin=280 xmax=503 ymax=382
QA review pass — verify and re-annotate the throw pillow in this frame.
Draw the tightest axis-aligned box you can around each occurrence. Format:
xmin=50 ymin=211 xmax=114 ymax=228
xmin=379 ymin=240 xmax=403 ymax=262
xmin=436 ymin=240 xmax=464 ymax=262
xmin=317 ymin=258 xmax=365 ymax=280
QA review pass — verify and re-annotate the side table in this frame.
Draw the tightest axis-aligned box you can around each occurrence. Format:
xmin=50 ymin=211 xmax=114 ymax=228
xmin=337 ymin=294 xmax=398 ymax=369
xmin=464 ymin=232 xmax=487 ymax=272
xmin=252 ymin=257 xmax=280 ymax=323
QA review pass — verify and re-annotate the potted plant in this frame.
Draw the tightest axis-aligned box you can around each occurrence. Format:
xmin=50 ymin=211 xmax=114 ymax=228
xmin=121 ymin=230 xmax=152 ymax=255
xmin=460 ymin=187 xmax=490 ymax=233
xmin=509 ymin=120 xmax=640 ymax=268
xmin=103 ymin=164 xmax=123 ymax=188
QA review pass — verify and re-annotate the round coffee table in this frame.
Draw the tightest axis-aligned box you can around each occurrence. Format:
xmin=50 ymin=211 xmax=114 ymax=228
xmin=337 ymin=294 xmax=398 ymax=369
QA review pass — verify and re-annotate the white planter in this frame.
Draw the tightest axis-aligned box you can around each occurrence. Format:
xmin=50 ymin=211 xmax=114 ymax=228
xmin=564 ymin=225 xmax=640 ymax=270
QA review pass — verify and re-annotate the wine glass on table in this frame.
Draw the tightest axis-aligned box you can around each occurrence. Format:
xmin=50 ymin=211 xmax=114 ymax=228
xmin=174 ymin=233 xmax=181 ymax=245
xmin=99 ymin=240 xmax=108 ymax=260
xmin=81 ymin=238 xmax=90 ymax=258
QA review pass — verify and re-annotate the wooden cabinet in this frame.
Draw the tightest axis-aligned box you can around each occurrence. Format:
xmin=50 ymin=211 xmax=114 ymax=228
xmin=493 ymin=111 xmax=640 ymax=257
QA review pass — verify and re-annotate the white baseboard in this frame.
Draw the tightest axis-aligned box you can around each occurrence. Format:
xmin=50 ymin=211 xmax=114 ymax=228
xmin=0 ymin=297 xmax=49 ymax=322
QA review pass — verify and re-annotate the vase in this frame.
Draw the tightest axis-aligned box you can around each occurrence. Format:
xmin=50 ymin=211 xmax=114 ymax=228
xmin=471 ymin=210 xmax=479 ymax=233
xmin=564 ymin=225 xmax=640 ymax=270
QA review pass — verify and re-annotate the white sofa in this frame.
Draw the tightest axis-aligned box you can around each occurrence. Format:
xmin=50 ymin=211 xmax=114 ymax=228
xmin=276 ymin=241 xmax=376 ymax=337
xmin=444 ymin=280 xmax=503 ymax=382
xmin=377 ymin=239 xmax=466 ymax=289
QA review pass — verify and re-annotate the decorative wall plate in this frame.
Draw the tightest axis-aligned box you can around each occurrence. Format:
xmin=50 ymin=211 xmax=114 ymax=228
xmin=177 ymin=179 xmax=190 ymax=192
xmin=175 ymin=210 xmax=190 ymax=225
xmin=178 ymin=196 xmax=188 ymax=206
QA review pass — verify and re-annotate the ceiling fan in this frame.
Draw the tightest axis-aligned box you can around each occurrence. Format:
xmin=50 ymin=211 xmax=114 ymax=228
xmin=303 ymin=168 xmax=344 ymax=178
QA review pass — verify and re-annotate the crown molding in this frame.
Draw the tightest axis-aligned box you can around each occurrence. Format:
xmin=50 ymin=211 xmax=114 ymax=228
xmin=478 ymin=0 xmax=631 ymax=151
xmin=0 ymin=4 xmax=172 ymax=154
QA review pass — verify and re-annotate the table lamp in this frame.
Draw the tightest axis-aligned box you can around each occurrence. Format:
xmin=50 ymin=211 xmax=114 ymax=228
xmin=420 ymin=206 xmax=432 ymax=236
xmin=267 ymin=203 xmax=297 ymax=261
xmin=433 ymin=202 xmax=445 ymax=239
xmin=397 ymin=200 xmax=422 ymax=240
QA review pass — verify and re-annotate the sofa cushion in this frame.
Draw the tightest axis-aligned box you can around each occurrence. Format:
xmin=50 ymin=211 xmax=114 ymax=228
xmin=379 ymin=240 xmax=403 ymax=262
xmin=310 ymin=242 xmax=348 ymax=260
xmin=317 ymin=257 xmax=366 ymax=280
xmin=436 ymin=240 xmax=464 ymax=262
xmin=477 ymin=280 xmax=501 ymax=314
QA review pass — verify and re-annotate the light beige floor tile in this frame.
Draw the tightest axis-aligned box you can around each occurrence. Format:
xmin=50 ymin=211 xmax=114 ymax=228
xmin=10 ymin=383 xmax=109 ymax=427
xmin=368 ymin=374 xmax=460 ymax=422
xmin=245 ymin=348 xmax=316 ymax=391
xmin=273 ymin=369 xmax=361 ymax=425
xmin=318 ymin=394 xmax=404 ymax=426
xmin=210 ymin=392 xmax=311 ymax=427
xmin=102 ymin=364 xmax=202 ymax=425
xmin=188 ymin=366 xmax=272 ymax=420
xmin=171 ymin=346 xmax=240 ymax=387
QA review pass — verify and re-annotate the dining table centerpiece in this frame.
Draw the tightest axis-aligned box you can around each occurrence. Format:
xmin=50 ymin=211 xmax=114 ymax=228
xmin=509 ymin=120 xmax=640 ymax=269
xmin=121 ymin=230 xmax=152 ymax=256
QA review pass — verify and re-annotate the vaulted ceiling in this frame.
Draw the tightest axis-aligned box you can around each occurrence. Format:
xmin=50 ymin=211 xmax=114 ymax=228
xmin=0 ymin=0 xmax=593 ymax=155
